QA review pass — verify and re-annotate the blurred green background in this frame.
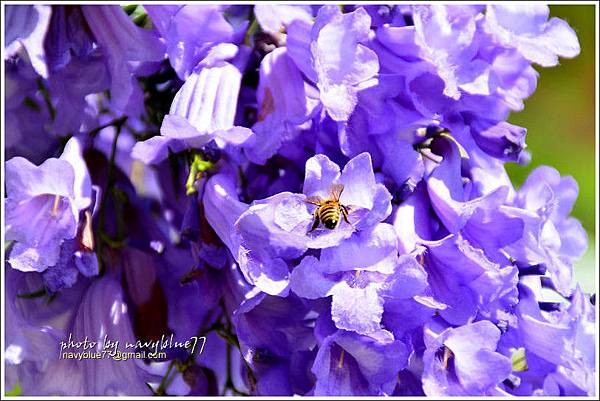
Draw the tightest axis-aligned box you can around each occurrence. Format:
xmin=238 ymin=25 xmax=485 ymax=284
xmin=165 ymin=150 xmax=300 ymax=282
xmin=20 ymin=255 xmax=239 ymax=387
xmin=506 ymin=5 xmax=596 ymax=293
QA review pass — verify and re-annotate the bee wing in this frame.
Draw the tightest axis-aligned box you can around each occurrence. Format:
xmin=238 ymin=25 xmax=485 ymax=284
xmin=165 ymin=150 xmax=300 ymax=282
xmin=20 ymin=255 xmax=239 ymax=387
xmin=330 ymin=183 xmax=345 ymax=201
xmin=343 ymin=204 xmax=368 ymax=224
xmin=305 ymin=196 xmax=323 ymax=206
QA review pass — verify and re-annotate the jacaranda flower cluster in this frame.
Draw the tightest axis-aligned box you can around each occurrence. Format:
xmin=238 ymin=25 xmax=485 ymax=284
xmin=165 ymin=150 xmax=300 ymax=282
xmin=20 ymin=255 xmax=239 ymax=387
xmin=4 ymin=4 xmax=595 ymax=396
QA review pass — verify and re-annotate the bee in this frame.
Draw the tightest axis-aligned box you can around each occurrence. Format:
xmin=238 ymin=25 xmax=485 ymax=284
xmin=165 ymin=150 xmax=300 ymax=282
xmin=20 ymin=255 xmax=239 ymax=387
xmin=305 ymin=183 xmax=351 ymax=232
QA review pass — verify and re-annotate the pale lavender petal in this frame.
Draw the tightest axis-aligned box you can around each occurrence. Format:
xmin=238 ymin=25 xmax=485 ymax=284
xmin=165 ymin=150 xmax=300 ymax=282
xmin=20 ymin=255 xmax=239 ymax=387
xmin=167 ymin=62 xmax=242 ymax=135
xmin=5 ymin=157 xmax=74 ymax=200
xmin=319 ymin=223 xmax=398 ymax=274
xmin=393 ymin=184 xmax=436 ymax=254
xmin=81 ymin=5 xmax=165 ymax=112
xmin=412 ymin=5 xmax=479 ymax=99
xmin=339 ymin=152 xmax=392 ymax=228
xmin=464 ymin=114 xmax=527 ymax=162
xmin=132 ymin=59 xmax=254 ymax=164
xmin=485 ymin=5 xmax=580 ymax=67
xmin=286 ymin=18 xmax=317 ymax=82
xmin=330 ymin=283 xmax=384 ymax=335
xmin=290 ymin=255 xmax=336 ymax=299
xmin=71 ymin=276 xmax=153 ymax=395
xmin=59 ymin=136 xmax=93 ymax=211
xmin=130 ymin=135 xmax=187 ymax=165
xmin=203 ymin=172 xmax=248 ymax=254
xmin=145 ymin=5 xmax=234 ymax=79
xmin=311 ymin=6 xmax=379 ymax=121
xmin=246 ymin=47 xmax=318 ymax=164
xmin=254 ymin=5 xmax=314 ymax=34
xmin=9 ymin=240 xmax=63 ymax=273
xmin=379 ymin=254 xmax=429 ymax=299
xmin=5 ymin=5 xmax=52 ymax=78
xmin=423 ymin=321 xmax=512 ymax=396
xmin=303 ymin=154 xmax=341 ymax=199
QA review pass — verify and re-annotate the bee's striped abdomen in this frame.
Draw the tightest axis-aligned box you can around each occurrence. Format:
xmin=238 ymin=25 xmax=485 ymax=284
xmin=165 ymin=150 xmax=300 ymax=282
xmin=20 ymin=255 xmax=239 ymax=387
xmin=319 ymin=201 xmax=341 ymax=229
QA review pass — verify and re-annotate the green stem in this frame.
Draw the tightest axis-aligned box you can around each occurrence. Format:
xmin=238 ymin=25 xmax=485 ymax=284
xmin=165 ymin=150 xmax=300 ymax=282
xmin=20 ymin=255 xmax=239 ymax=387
xmin=46 ymin=292 xmax=59 ymax=305
xmin=218 ymin=302 xmax=257 ymax=394
xmin=243 ymin=13 xmax=259 ymax=47
xmin=154 ymin=318 xmax=224 ymax=395
xmin=96 ymin=117 xmax=127 ymax=273
xmin=220 ymin=331 xmax=254 ymax=395
xmin=16 ymin=288 xmax=46 ymax=299
xmin=231 ymin=387 xmax=250 ymax=396
xmin=223 ymin=341 xmax=233 ymax=396
xmin=98 ymin=231 xmax=126 ymax=249
xmin=150 ymin=306 xmax=256 ymax=396
xmin=23 ymin=96 xmax=41 ymax=112
xmin=36 ymin=79 xmax=55 ymax=120
xmin=88 ymin=116 xmax=128 ymax=140
xmin=154 ymin=359 xmax=176 ymax=396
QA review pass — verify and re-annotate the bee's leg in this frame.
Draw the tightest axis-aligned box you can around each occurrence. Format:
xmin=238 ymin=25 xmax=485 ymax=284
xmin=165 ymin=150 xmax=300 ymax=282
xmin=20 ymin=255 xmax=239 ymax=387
xmin=341 ymin=205 xmax=351 ymax=224
xmin=308 ymin=209 xmax=320 ymax=233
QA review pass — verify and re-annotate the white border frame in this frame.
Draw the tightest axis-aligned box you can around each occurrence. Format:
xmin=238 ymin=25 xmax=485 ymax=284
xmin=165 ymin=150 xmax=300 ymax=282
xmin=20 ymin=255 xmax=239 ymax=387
xmin=1 ymin=1 xmax=598 ymax=400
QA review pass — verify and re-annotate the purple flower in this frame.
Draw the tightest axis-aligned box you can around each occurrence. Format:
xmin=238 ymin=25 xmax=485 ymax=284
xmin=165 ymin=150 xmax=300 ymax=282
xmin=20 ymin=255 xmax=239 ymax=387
xmin=145 ymin=5 xmax=234 ymax=79
xmin=42 ymin=6 xmax=96 ymax=73
xmin=462 ymin=112 xmax=528 ymax=163
xmin=202 ymin=171 xmax=249 ymax=258
xmin=132 ymin=44 xmax=254 ymax=164
xmin=5 ymin=269 xmax=154 ymax=395
xmin=254 ymin=5 xmax=313 ymax=34
xmin=233 ymin=292 xmax=314 ymax=395
xmin=287 ymin=6 xmax=379 ymax=122
xmin=412 ymin=5 xmax=489 ymax=100
xmin=70 ymin=275 xmax=156 ymax=395
xmin=424 ymin=135 xmax=515 ymax=233
xmin=422 ymin=320 xmax=512 ymax=396
xmin=291 ymin=236 xmax=434 ymax=337
xmin=484 ymin=5 xmax=580 ymax=67
xmin=393 ymin=183 xmax=440 ymax=254
xmin=422 ymin=233 xmax=517 ymax=325
xmin=506 ymin=166 xmax=588 ymax=295
xmin=47 ymin=53 xmax=110 ymax=135
xmin=4 ymin=265 xmax=87 ymax=374
xmin=245 ymin=47 xmax=320 ymax=164
xmin=6 ymin=136 xmax=94 ymax=274
xmin=369 ymin=4 xmax=578 ymax=128
xmin=5 ymin=5 xmax=52 ymax=78
xmin=229 ymin=152 xmax=391 ymax=295
xmin=312 ymin=330 xmax=408 ymax=396
xmin=80 ymin=5 xmax=165 ymax=115
xmin=5 ymin=57 xmax=57 ymax=164
xmin=41 ymin=238 xmax=98 ymax=292
xmin=374 ymin=130 xmax=426 ymax=192
xmin=302 ymin=152 xmax=392 ymax=233
xmin=15 ymin=5 xmax=111 ymax=137
xmin=503 ymin=283 xmax=596 ymax=395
